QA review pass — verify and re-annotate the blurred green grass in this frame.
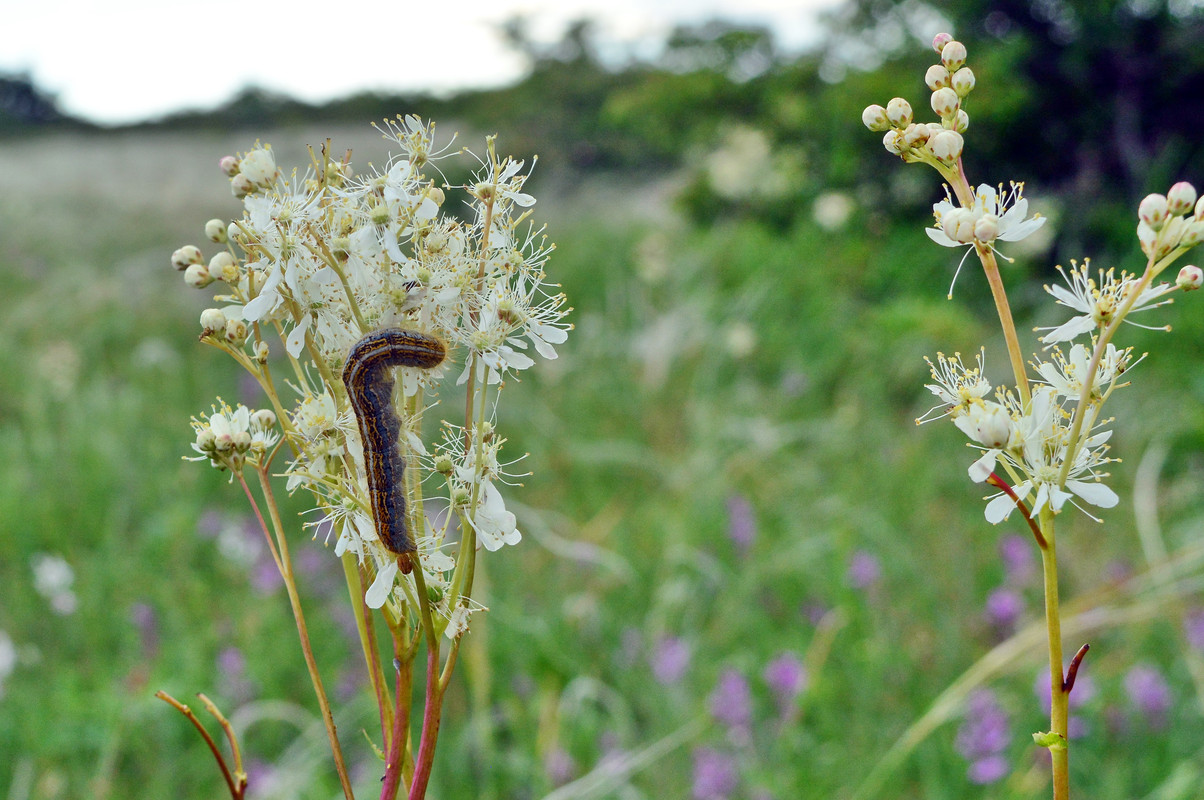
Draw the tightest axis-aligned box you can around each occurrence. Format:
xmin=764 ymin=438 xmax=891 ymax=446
xmin=2 ymin=125 xmax=1204 ymax=800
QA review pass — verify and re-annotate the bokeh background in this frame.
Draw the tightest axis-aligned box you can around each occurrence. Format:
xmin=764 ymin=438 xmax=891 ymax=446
xmin=4 ymin=2 xmax=1204 ymax=798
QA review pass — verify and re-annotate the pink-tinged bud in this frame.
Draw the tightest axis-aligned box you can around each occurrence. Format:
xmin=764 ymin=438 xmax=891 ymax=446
xmin=902 ymin=123 xmax=930 ymax=148
xmin=953 ymin=109 xmax=970 ymax=133
xmin=886 ymin=97 xmax=913 ymax=127
xmin=171 ymin=245 xmax=203 ymax=270
xmin=219 ymin=155 xmax=239 ymax=176
xmin=862 ymin=104 xmax=890 ymax=131
xmin=942 ymin=208 xmax=977 ymax=243
xmin=952 ymin=67 xmax=976 ymax=97
xmin=1167 ymin=181 xmax=1197 ymax=215
xmin=925 ymin=64 xmax=951 ymax=90
xmin=883 ymin=129 xmax=905 ymax=155
xmin=184 ymin=263 xmax=213 ymax=288
xmin=933 ymin=33 xmax=954 ymax=53
xmin=941 ymin=40 xmax=967 ymax=71
xmin=930 ymin=87 xmax=959 ymax=119
xmin=1139 ymin=193 xmax=1169 ymax=231
xmin=1177 ymin=265 xmax=1203 ymax=290
xmin=974 ymin=213 xmax=999 ymax=243
xmin=928 ymin=130 xmax=964 ymax=163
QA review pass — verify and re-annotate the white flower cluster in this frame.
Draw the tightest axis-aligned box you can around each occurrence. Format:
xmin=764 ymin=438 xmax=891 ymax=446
xmin=187 ymin=399 xmax=279 ymax=472
xmin=922 ymin=352 xmax=1121 ymax=521
xmin=861 ymin=33 xmax=974 ymax=168
xmin=177 ymin=116 xmax=571 ymax=626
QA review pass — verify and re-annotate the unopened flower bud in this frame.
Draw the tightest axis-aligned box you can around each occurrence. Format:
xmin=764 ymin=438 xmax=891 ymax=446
xmin=1137 ymin=221 xmax=1157 ymax=258
xmin=902 ymin=123 xmax=930 ymax=148
xmin=883 ymin=129 xmax=905 ymax=155
xmin=933 ymin=32 xmax=953 ymax=53
xmin=240 ymin=148 xmax=276 ymax=185
xmin=219 ymin=155 xmax=239 ymax=176
xmin=928 ymin=130 xmax=964 ymax=163
xmin=200 ymin=308 xmax=227 ymax=334
xmin=942 ymin=208 xmax=977 ymax=243
xmin=208 ymin=251 xmax=236 ymax=282
xmin=1177 ymin=264 xmax=1203 ymax=290
xmin=925 ymin=64 xmax=950 ymax=90
xmin=225 ymin=319 xmax=248 ymax=346
xmin=424 ymin=186 xmax=445 ymax=206
xmin=254 ymin=341 xmax=270 ymax=363
xmin=227 ymin=222 xmax=244 ymax=243
xmin=974 ymin=213 xmax=999 ymax=243
xmin=232 ymin=430 xmax=252 ymax=452
xmin=1195 ymin=195 xmax=1204 ymax=222
xmin=953 ymin=109 xmax=970 ymax=133
xmin=886 ymin=97 xmax=913 ymax=127
xmin=1139 ymin=193 xmax=1169 ymax=231
xmin=930 ymin=87 xmax=959 ymax=119
xmin=1180 ymin=219 xmax=1204 ymax=247
xmin=1167 ymin=181 xmax=1197 ymax=215
xmin=204 ymin=218 xmax=228 ymax=243
xmin=231 ymin=174 xmax=254 ymax=198
xmin=952 ymin=67 xmax=976 ymax=97
xmin=184 ymin=263 xmax=213 ymax=288
xmin=941 ymin=40 xmax=967 ymax=72
xmin=171 ymin=245 xmax=203 ymax=271
xmin=862 ymin=104 xmax=890 ymax=131
xmin=251 ymin=409 xmax=277 ymax=429
xmin=196 ymin=428 xmax=217 ymax=453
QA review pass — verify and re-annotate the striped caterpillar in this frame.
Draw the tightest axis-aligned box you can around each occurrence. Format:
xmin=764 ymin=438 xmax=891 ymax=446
xmin=342 ymin=329 xmax=446 ymax=574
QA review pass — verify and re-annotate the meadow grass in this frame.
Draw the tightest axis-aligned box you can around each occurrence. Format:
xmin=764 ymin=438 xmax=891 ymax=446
xmin=2 ymin=127 xmax=1203 ymax=799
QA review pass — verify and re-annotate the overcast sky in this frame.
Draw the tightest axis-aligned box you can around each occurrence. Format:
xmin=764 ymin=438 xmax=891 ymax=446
xmin=3 ymin=0 xmax=846 ymax=124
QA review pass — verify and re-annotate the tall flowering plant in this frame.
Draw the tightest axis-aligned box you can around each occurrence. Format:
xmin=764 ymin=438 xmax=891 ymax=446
xmin=863 ymin=34 xmax=1201 ymax=800
xmin=164 ymin=116 xmax=570 ymax=799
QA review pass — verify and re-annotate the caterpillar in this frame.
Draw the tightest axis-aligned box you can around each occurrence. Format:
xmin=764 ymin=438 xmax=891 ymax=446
xmin=343 ymin=328 xmax=446 ymax=574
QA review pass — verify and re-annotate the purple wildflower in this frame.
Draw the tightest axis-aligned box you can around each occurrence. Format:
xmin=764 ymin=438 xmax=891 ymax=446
xmin=545 ymin=747 xmax=576 ymax=786
xmin=650 ymin=636 xmax=692 ymax=686
xmin=1124 ymin=664 xmax=1171 ymax=729
xmin=954 ymin=689 xmax=1011 ymax=784
xmin=692 ymin=747 xmax=739 ymax=800
xmin=1184 ymin=608 xmax=1204 ymax=652
xmin=998 ymin=534 xmax=1035 ymax=585
xmin=983 ymin=587 xmax=1024 ymax=635
xmin=726 ymin=494 xmax=756 ymax=555
xmin=846 ymin=550 xmax=881 ymax=590
xmin=709 ymin=668 xmax=752 ymax=733
xmin=763 ymin=652 xmax=807 ymax=712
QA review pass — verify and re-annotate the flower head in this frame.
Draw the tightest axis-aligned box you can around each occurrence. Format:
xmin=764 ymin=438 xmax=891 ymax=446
xmin=926 ymin=183 xmax=1046 ymax=297
xmin=1038 ymin=260 xmax=1174 ymax=345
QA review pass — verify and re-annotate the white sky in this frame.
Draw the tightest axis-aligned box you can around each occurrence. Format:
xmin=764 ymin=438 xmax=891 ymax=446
xmin=2 ymin=0 xmax=845 ymax=124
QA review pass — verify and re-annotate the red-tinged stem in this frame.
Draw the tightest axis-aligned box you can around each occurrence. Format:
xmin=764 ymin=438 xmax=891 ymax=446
xmin=408 ymin=646 xmax=446 ymax=800
xmin=380 ymin=650 xmax=414 ymax=800
xmin=986 ymin=473 xmax=1047 ymax=549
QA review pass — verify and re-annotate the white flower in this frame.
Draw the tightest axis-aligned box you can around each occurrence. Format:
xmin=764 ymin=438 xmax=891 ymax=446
xmin=917 ymin=350 xmax=992 ymax=423
xmin=968 ymin=387 xmax=1118 ymax=522
xmin=1034 ymin=342 xmax=1133 ymax=400
xmin=1037 ymin=260 xmax=1175 ymax=344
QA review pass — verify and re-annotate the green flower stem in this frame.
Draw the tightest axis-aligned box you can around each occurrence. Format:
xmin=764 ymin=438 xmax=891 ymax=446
xmin=1038 ymin=508 xmax=1070 ymax=800
xmin=342 ymin=552 xmax=393 ymax=742
xmin=250 ymin=465 xmax=356 ymax=800
xmin=975 ymin=243 xmax=1032 ymax=405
